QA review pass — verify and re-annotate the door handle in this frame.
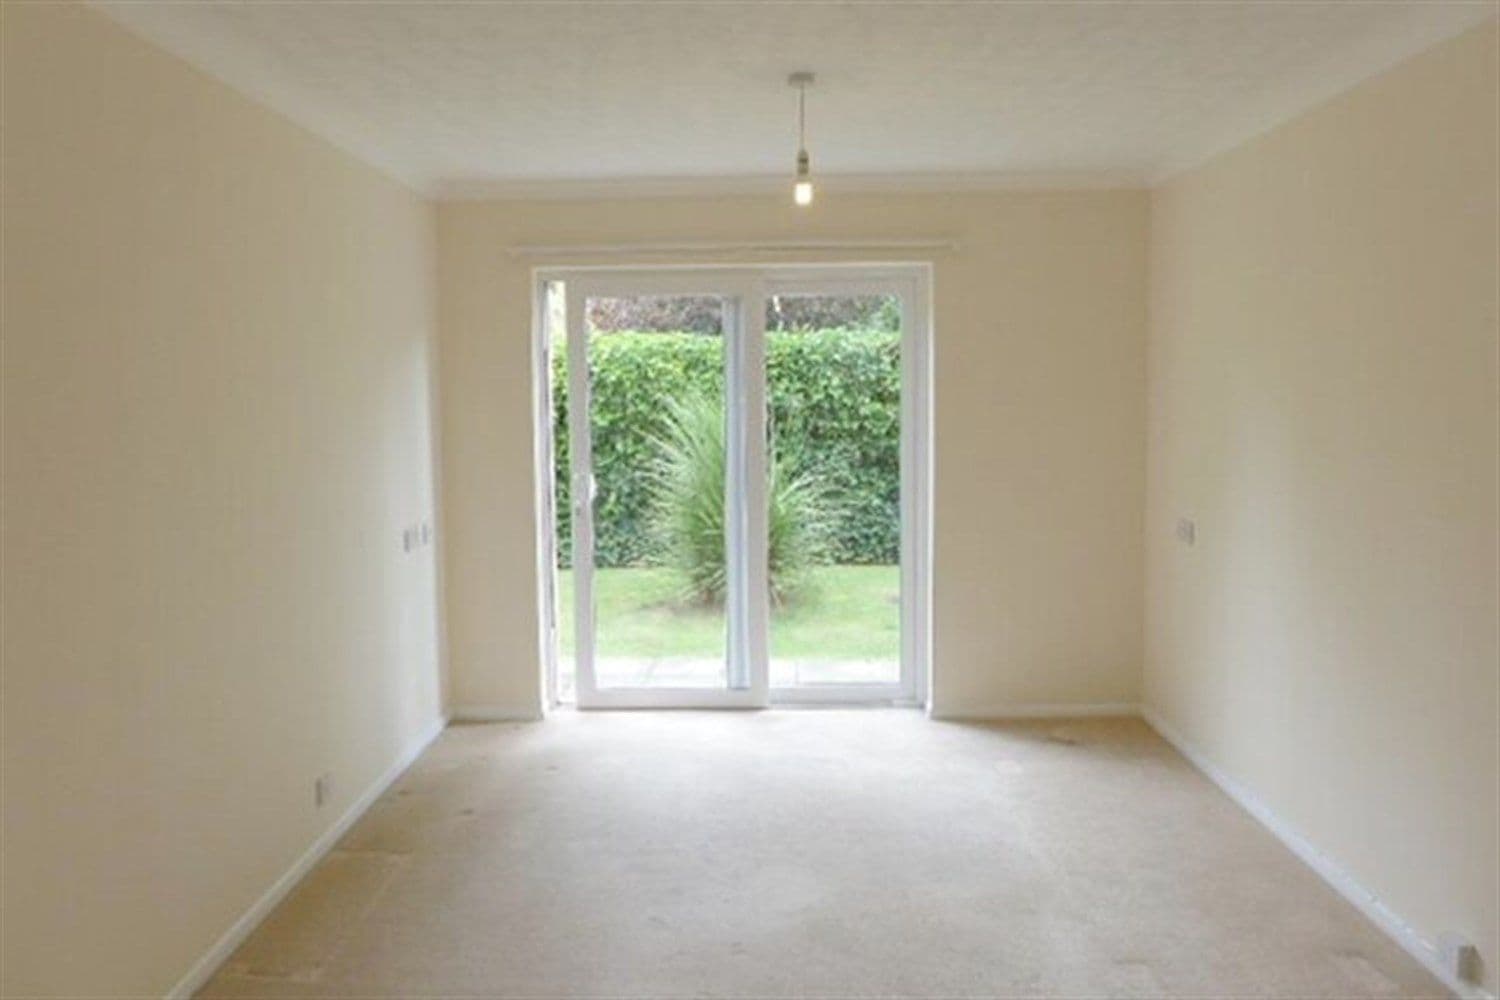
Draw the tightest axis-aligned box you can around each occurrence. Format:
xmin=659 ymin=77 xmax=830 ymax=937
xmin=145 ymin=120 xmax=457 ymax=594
xmin=573 ymin=474 xmax=596 ymax=515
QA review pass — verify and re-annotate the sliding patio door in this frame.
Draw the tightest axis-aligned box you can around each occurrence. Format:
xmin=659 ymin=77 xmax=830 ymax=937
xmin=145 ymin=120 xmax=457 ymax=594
xmin=549 ymin=266 xmax=928 ymax=710
xmin=562 ymin=273 xmax=768 ymax=708
xmin=761 ymin=270 xmax=926 ymax=704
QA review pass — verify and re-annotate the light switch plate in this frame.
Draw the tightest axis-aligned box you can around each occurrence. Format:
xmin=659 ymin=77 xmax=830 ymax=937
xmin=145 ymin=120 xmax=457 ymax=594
xmin=1175 ymin=517 xmax=1196 ymax=546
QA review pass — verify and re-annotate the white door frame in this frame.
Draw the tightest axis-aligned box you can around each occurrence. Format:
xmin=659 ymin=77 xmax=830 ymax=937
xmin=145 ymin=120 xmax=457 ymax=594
xmin=533 ymin=263 xmax=932 ymax=710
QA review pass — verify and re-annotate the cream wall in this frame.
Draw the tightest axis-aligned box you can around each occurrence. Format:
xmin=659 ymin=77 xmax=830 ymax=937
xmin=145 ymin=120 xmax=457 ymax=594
xmin=1146 ymin=21 xmax=1499 ymax=995
xmin=2 ymin=5 xmax=445 ymax=996
xmin=438 ymin=191 xmax=1148 ymax=717
xmin=15 ymin=2 xmax=1491 ymax=995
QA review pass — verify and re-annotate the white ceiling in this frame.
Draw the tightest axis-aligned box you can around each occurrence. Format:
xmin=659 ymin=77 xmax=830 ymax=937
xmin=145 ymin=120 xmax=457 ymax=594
xmin=95 ymin=1 xmax=1494 ymax=197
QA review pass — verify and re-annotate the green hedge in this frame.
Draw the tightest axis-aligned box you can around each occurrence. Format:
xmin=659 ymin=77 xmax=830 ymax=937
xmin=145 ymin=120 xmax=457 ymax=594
xmin=553 ymin=328 xmax=899 ymax=567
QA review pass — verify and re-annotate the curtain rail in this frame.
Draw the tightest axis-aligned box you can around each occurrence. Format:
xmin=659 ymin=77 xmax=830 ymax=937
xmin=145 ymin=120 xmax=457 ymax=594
xmin=506 ymin=239 xmax=958 ymax=257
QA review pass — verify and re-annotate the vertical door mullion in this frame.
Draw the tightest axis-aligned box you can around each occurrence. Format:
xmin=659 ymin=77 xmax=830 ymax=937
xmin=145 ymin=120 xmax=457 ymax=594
xmin=737 ymin=283 xmax=770 ymax=703
xmin=900 ymin=274 xmax=931 ymax=708
xmin=899 ymin=279 xmax=917 ymax=703
xmin=566 ymin=284 xmax=598 ymax=706
xmin=722 ymin=284 xmax=770 ymax=704
xmin=724 ymin=298 xmax=747 ymax=691
xmin=536 ymin=280 xmax=559 ymax=708
xmin=745 ymin=284 xmax=770 ymax=704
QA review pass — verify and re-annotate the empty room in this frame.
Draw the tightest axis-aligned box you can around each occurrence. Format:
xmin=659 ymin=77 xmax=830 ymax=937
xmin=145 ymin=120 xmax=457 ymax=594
xmin=2 ymin=2 xmax=1496 ymax=997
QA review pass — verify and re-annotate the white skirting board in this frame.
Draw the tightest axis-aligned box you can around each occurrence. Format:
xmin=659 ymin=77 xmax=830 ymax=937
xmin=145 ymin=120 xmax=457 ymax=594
xmin=449 ymin=704 xmax=544 ymax=723
xmin=164 ymin=714 xmax=450 ymax=999
xmin=930 ymin=701 xmax=1140 ymax=720
xmin=1142 ymin=707 xmax=1494 ymax=1000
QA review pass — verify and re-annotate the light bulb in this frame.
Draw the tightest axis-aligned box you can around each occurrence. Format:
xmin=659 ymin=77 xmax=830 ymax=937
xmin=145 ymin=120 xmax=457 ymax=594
xmin=793 ymin=148 xmax=813 ymax=206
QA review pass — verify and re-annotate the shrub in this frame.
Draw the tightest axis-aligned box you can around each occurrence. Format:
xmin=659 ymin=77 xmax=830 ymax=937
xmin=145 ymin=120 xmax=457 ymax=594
xmin=553 ymin=328 xmax=899 ymax=568
xmin=647 ymin=394 xmax=835 ymax=604
xmin=767 ymin=328 xmax=900 ymax=564
xmin=589 ymin=294 xmax=899 ymax=336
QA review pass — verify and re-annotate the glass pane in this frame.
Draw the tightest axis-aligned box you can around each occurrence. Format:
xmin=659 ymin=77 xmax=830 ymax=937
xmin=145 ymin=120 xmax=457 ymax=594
xmin=765 ymin=294 xmax=902 ymax=686
xmin=582 ymin=295 xmax=728 ymax=689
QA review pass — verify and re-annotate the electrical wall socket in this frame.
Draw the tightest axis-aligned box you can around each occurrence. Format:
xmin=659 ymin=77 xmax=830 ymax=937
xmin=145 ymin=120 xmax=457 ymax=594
xmin=314 ymin=773 xmax=334 ymax=809
xmin=401 ymin=520 xmax=433 ymax=553
xmin=1437 ymin=932 xmax=1480 ymax=984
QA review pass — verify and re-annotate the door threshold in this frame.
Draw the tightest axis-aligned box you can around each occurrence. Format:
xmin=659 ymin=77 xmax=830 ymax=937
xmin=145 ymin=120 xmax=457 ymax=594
xmin=549 ymin=700 xmax=925 ymax=712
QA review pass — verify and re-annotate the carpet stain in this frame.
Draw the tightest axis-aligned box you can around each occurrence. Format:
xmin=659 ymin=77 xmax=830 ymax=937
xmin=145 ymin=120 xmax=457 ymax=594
xmin=1331 ymin=950 xmax=1403 ymax=996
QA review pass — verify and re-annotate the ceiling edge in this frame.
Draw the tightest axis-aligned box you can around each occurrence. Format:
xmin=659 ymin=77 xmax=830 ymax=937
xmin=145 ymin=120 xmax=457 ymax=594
xmin=87 ymin=1 xmax=433 ymax=197
xmin=432 ymin=170 xmax=1150 ymax=202
xmin=1148 ymin=6 xmax=1498 ymax=186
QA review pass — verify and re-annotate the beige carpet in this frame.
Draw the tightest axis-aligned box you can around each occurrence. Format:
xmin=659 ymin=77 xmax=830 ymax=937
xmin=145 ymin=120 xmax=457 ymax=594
xmin=198 ymin=712 xmax=1448 ymax=998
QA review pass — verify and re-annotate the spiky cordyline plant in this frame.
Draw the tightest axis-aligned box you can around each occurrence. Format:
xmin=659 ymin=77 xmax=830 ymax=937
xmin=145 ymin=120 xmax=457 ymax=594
xmin=648 ymin=394 xmax=836 ymax=605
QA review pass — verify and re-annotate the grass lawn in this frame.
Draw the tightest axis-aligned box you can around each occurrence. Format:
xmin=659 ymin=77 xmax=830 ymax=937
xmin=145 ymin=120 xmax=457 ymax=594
xmin=557 ymin=564 xmax=899 ymax=661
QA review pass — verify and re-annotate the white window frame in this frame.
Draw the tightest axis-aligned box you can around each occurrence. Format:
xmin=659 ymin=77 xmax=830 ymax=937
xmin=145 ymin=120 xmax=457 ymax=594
xmin=532 ymin=263 xmax=932 ymax=710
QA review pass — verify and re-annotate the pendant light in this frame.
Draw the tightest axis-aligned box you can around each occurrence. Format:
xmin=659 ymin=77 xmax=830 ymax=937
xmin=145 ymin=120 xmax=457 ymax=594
xmin=789 ymin=72 xmax=815 ymax=206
